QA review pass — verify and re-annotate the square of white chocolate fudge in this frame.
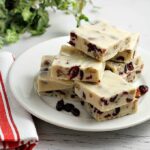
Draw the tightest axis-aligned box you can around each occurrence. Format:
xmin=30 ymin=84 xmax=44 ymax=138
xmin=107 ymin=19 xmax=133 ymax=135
xmin=110 ymin=33 xmax=140 ymax=62
xmin=37 ymin=55 xmax=74 ymax=94
xmin=69 ymin=21 xmax=131 ymax=61
xmin=106 ymin=56 xmax=143 ymax=82
xmin=82 ymin=100 xmax=138 ymax=121
xmin=40 ymin=55 xmax=55 ymax=71
xmin=51 ymin=44 xmax=105 ymax=83
xmin=74 ymin=71 xmax=136 ymax=112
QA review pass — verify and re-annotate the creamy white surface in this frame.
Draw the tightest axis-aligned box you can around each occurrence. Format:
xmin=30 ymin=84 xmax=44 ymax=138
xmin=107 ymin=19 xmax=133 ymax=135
xmin=74 ymin=21 xmax=131 ymax=48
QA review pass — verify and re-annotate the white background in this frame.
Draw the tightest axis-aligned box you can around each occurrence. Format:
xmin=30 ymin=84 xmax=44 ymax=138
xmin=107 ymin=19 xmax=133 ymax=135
xmin=2 ymin=0 xmax=150 ymax=149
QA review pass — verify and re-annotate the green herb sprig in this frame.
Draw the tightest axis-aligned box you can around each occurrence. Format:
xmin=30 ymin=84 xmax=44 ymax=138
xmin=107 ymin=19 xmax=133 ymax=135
xmin=0 ymin=0 xmax=90 ymax=48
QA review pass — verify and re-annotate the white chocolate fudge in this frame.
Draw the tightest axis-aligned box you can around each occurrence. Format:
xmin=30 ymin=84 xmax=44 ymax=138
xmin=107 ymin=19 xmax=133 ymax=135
xmin=106 ymin=56 xmax=143 ymax=82
xmin=83 ymin=100 xmax=138 ymax=121
xmin=69 ymin=21 xmax=131 ymax=61
xmin=40 ymin=55 xmax=55 ymax=71
xmin=37 ymin=71 xmax=73 ymax=93
xmin=37 ymin=55 xmax=74 ymax=95
xmin=51 ymin=45 xmax=105 ymax=83
xmin=110 ymin=33 xmax=140 ymax=62
xmin=74 ymin=71 xmax=136 ymax=112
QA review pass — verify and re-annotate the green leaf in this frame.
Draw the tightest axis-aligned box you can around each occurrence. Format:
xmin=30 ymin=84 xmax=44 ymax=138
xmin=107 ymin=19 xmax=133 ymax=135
xmin=22 ymin=7 xmax=33 ymax=22
xmin=4 ymin=29 xmax=19 ymax=44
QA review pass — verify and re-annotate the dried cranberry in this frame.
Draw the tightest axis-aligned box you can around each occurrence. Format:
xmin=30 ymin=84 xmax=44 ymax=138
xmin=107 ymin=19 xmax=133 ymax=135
xmin=87 ymin=43 xmax=101 ymax=52
xmin=126 ymin=98 xmax=132 ymax=103
xmin=56 ymin=100 xmax=64 ymax=111
xmin=90 ymin=104 xmax=93 ymax=108
xmin=71 ymin=94 xmax=76 ymax=98
xmin=44 ymin=60 xmax=50 ymax=66
xmin=123 ymin=91 xmax=128 ymax=95
xmin=68 ymin=41 xmax=75 ymax=46
xmin=72 ymin=108 xmax=80 ymax=117
xmin=79 ymin=70 xmax=84 ymax=80
xmin=104 ymin=114 xmax=111 ymax=118
xmin=80 ymin=101 xmax=85 ymax=106
xmin=110 ymin=94 xmax=118 ymax=102
xmin=116 ymin=56 xmax=124 ymax=61
xmin=83 ymin=92 xmax=86 ymax=99
xmin=70 ymin=32 xmax=77 ymax=38
xmin=97 ymin=110 xmax=103 ymax=114
xmin=139 ymin=85 xmax=149 ymax=95
xmin=101 ymin=98 xmax=108 ymax=105
xmin=68 ymin=66 xmax=80 ymax=79
xmin=64 ymin=103 xmax=74 ymax=112
xmin=126 ymin=62 xmax=134 ymax=71
xmin=45 ymin=91 xmax=53 ymax=94
xmin=113 ymin=107 xmax=120 ymax=116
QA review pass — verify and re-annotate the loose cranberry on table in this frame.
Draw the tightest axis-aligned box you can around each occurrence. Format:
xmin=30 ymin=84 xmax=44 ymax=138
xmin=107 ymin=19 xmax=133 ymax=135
xmin=139 ymin=85 xmax=149 ymax=95
xmin=136 ymin=85 xmax=148 ymax=98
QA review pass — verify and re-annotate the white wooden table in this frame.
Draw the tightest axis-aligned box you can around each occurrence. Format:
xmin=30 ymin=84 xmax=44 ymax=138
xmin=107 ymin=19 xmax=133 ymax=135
xmin=2 ymin=0 xmax=150 ymax=149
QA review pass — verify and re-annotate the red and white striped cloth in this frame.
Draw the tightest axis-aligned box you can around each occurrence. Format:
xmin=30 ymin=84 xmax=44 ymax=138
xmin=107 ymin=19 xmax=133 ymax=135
xmin=0 ymin=51 xmax=38 ymax=150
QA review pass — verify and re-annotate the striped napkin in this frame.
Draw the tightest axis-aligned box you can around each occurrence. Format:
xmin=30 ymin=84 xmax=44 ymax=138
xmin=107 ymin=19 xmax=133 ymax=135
xmin=0 ymin=51 xmax=38 ymax=150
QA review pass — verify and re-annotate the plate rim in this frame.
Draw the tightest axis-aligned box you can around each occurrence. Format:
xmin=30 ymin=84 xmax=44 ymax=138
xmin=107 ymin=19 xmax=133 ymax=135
xmin=8 ymin=36 xmax=150 ymax=132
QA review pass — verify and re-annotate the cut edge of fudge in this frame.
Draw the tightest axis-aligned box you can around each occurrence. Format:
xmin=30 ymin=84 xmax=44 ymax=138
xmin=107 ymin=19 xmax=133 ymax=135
xmin=82 ymin=99 xmax=138 ymax=121
xmin=74 ymin=71 xmax=137 ymax=112
xmin=106 ymin=56 xmax=144 ymax=82
xmin=110 ymin=33 xmax=140 ymax=62
xmin=37 ymin=74 xmax=74 ymax=93
xmin=69 ymin=21 xmax=132 ymax=61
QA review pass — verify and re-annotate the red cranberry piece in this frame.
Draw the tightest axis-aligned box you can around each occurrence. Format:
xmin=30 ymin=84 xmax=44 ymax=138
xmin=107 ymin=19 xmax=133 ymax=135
xmin=139 ymin=85 xmax=148 ymax=95
xmin=70 ymin=32 xmax=77 ymax=38
xmin=79 ymin=70 xmax=84 ymax=80
xmin=97 ymin=110 xmax=103 ymax=114
xmin=45 ymin=91 xmax=53 ymax=94
xmin=126 ymin=62 xmax=134 ymax=71
xmin=110 ymin=94 xmax=118 ymax=102
xmin=56 ymin=100 xmax=64 ymax=111
xmin=68 ymin=66 xmax=80 ymax=79
xmin=104 ymin=114 xmax=111 ymax=118
xmin=116 ymin=56 xmax=124 ymax=61
xmin=64 ymin=103 xmax=75 ymax=112
xmin=101 ymin=98 xmax=108 ymax=105
xmin=80 ymin=101 xmax=85 ymax=106
xmin=113 ymin=107 xmax=120 ymax=116
xmin=68 ymin=41 xmax=75 ymax=46
xmin=44 ymin=60 xmax=50 ymax=66
xmin=71 ymin=94 xmax=76 ymax=98
xmin=126 ymin=98 xmax=132 ymax=103
xmin=90 ymin=104 xmax=93 ymax=108
xmin=71 ymin=108 xmax=80 ymax=117
xmin=87 ymin=43 xmax=101 ymax=52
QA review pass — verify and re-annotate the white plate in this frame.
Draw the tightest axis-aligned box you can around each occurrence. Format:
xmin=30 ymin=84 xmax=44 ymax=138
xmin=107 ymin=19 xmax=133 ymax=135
xmin=9 ymin=36 xmax=150 ymax=131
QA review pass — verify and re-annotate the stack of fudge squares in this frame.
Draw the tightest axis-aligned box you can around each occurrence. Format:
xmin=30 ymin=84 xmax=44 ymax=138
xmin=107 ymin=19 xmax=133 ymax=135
xmin=37 ymin=21 xmax=144 ymax=121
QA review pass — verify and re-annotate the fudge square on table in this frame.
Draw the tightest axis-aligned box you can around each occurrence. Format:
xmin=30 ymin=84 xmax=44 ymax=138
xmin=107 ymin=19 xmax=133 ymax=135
xmin=74 ymin=71 xmax=137 ymax=112
xmin=50 ymin=44 xmax=105 ymax=83
xmin=110 ymin=33 xmax=140 ymax=63
xmin=69 ymin=21 xmax=131 ymax=61
xmin=82 ymin=99 xmax=138 ymax=121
